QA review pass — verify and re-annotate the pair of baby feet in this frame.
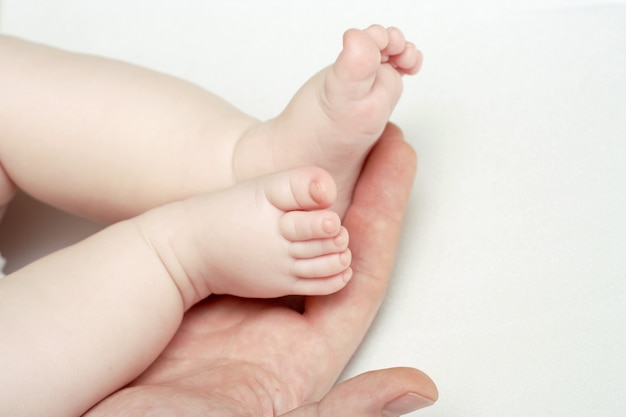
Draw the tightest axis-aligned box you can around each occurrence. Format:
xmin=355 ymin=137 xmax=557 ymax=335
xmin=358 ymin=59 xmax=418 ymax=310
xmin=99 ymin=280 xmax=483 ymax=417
xmin=142 ymin=25 xmax=421 ymax=304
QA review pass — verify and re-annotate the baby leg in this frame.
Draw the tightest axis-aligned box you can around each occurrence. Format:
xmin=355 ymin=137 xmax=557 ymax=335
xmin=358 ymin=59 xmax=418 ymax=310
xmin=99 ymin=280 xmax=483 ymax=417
xmin=0 ymin=35 xmax=259 ymax=222
xmin=0 ymin=167 xmax=350 ymax=415
xmin=1 ymin=28 xmax=421 ymax=223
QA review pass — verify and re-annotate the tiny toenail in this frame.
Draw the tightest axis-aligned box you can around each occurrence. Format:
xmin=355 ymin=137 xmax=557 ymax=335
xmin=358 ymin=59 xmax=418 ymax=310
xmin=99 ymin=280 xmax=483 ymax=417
xmin=310 ymin=181 xmax=326 ymax=204
xmin=340 ymin=250 xmax=351 ymax=265
xmin=334 ymin=233 xmax=346 ymax=246
xmin=342 ymin=268 xmax=353 ymax=283
xmin=322 ymin=218 xmax=338 ymax=234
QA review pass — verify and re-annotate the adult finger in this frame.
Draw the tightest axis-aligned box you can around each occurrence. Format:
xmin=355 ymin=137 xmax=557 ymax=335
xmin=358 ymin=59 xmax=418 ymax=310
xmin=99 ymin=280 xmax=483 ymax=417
xmin=305 ymin=123 xmax=418 ymax=385
xmin=279 ymin=367 xmax=437 ymax=417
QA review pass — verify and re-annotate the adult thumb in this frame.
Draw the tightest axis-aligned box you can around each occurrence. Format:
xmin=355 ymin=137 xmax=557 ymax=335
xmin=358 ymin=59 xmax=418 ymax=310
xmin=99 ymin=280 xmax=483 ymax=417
xmin=280 ymin=367 xmax=438 ymax=417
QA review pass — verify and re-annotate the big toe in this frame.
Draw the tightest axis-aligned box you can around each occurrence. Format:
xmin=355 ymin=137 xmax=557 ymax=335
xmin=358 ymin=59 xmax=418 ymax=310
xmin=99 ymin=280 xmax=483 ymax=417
xmin=335 ymin=28 xmax=383 ymax=82
xmin=262 ymin=167 xmax=337 ymax=211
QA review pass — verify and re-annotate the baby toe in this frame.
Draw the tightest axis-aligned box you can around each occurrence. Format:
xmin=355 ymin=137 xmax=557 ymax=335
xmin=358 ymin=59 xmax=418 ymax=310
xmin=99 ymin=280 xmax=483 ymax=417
xmin=289 ymin=226 xmax=349 ymax=258
xmin=291 ymin=249 xmax=352 ymax=279
xmin=363 ymin=24 xmax=390 ymax=51
xmin=291 ymin=268 xmax=353 ymax=296
xmin=263 ymin=167 xmax=337 ymax=212
xmin=382 ymin=26 xmax=407 ymax=56
xmin=391 ymin=42 xmax=423 ymax=75
xmin=280 ymin=210 xmax=342 ymax=242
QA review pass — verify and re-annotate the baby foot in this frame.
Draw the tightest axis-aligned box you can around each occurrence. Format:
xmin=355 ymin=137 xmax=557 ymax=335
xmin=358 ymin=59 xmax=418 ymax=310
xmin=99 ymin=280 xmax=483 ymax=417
xmin=140 ymin=166 xmax=352 ymax=306
xmin=233 ymin=25 xmax=422 ymax=217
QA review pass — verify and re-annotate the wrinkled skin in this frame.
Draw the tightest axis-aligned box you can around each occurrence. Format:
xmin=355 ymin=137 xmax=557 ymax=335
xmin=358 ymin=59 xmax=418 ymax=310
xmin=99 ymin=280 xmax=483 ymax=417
xmin=84 ymin=124 xmax=438 ymax=417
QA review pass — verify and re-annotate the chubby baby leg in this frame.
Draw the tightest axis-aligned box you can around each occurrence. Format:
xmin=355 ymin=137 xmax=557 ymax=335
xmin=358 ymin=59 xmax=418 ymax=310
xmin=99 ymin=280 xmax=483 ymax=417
xmin=0 ymin=167 xmax=351 ymax=415
xmin=136 ymin=166 xmax=352 ymax=306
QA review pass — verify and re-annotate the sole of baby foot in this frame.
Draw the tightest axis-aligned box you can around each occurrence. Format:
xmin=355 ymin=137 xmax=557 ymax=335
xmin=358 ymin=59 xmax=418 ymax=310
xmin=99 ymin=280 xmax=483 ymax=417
xmin=233 ymin=25 xmax=422 ymax=218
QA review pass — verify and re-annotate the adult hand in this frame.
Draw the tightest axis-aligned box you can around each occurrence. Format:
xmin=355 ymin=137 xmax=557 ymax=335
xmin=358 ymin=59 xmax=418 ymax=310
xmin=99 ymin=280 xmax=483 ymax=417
xmin=84 ymin=123 xmax=438 ymax=416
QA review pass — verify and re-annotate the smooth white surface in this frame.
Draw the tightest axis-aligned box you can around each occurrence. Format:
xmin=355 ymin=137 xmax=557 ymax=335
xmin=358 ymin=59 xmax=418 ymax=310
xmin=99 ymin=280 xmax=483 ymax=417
xmin=1 ymin=2 xmax=625 ymax=416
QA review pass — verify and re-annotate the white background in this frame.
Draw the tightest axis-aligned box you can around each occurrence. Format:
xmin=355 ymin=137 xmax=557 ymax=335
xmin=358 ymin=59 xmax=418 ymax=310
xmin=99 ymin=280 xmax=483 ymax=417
xmin=1 ymin=1 xmax=625 ymax=415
